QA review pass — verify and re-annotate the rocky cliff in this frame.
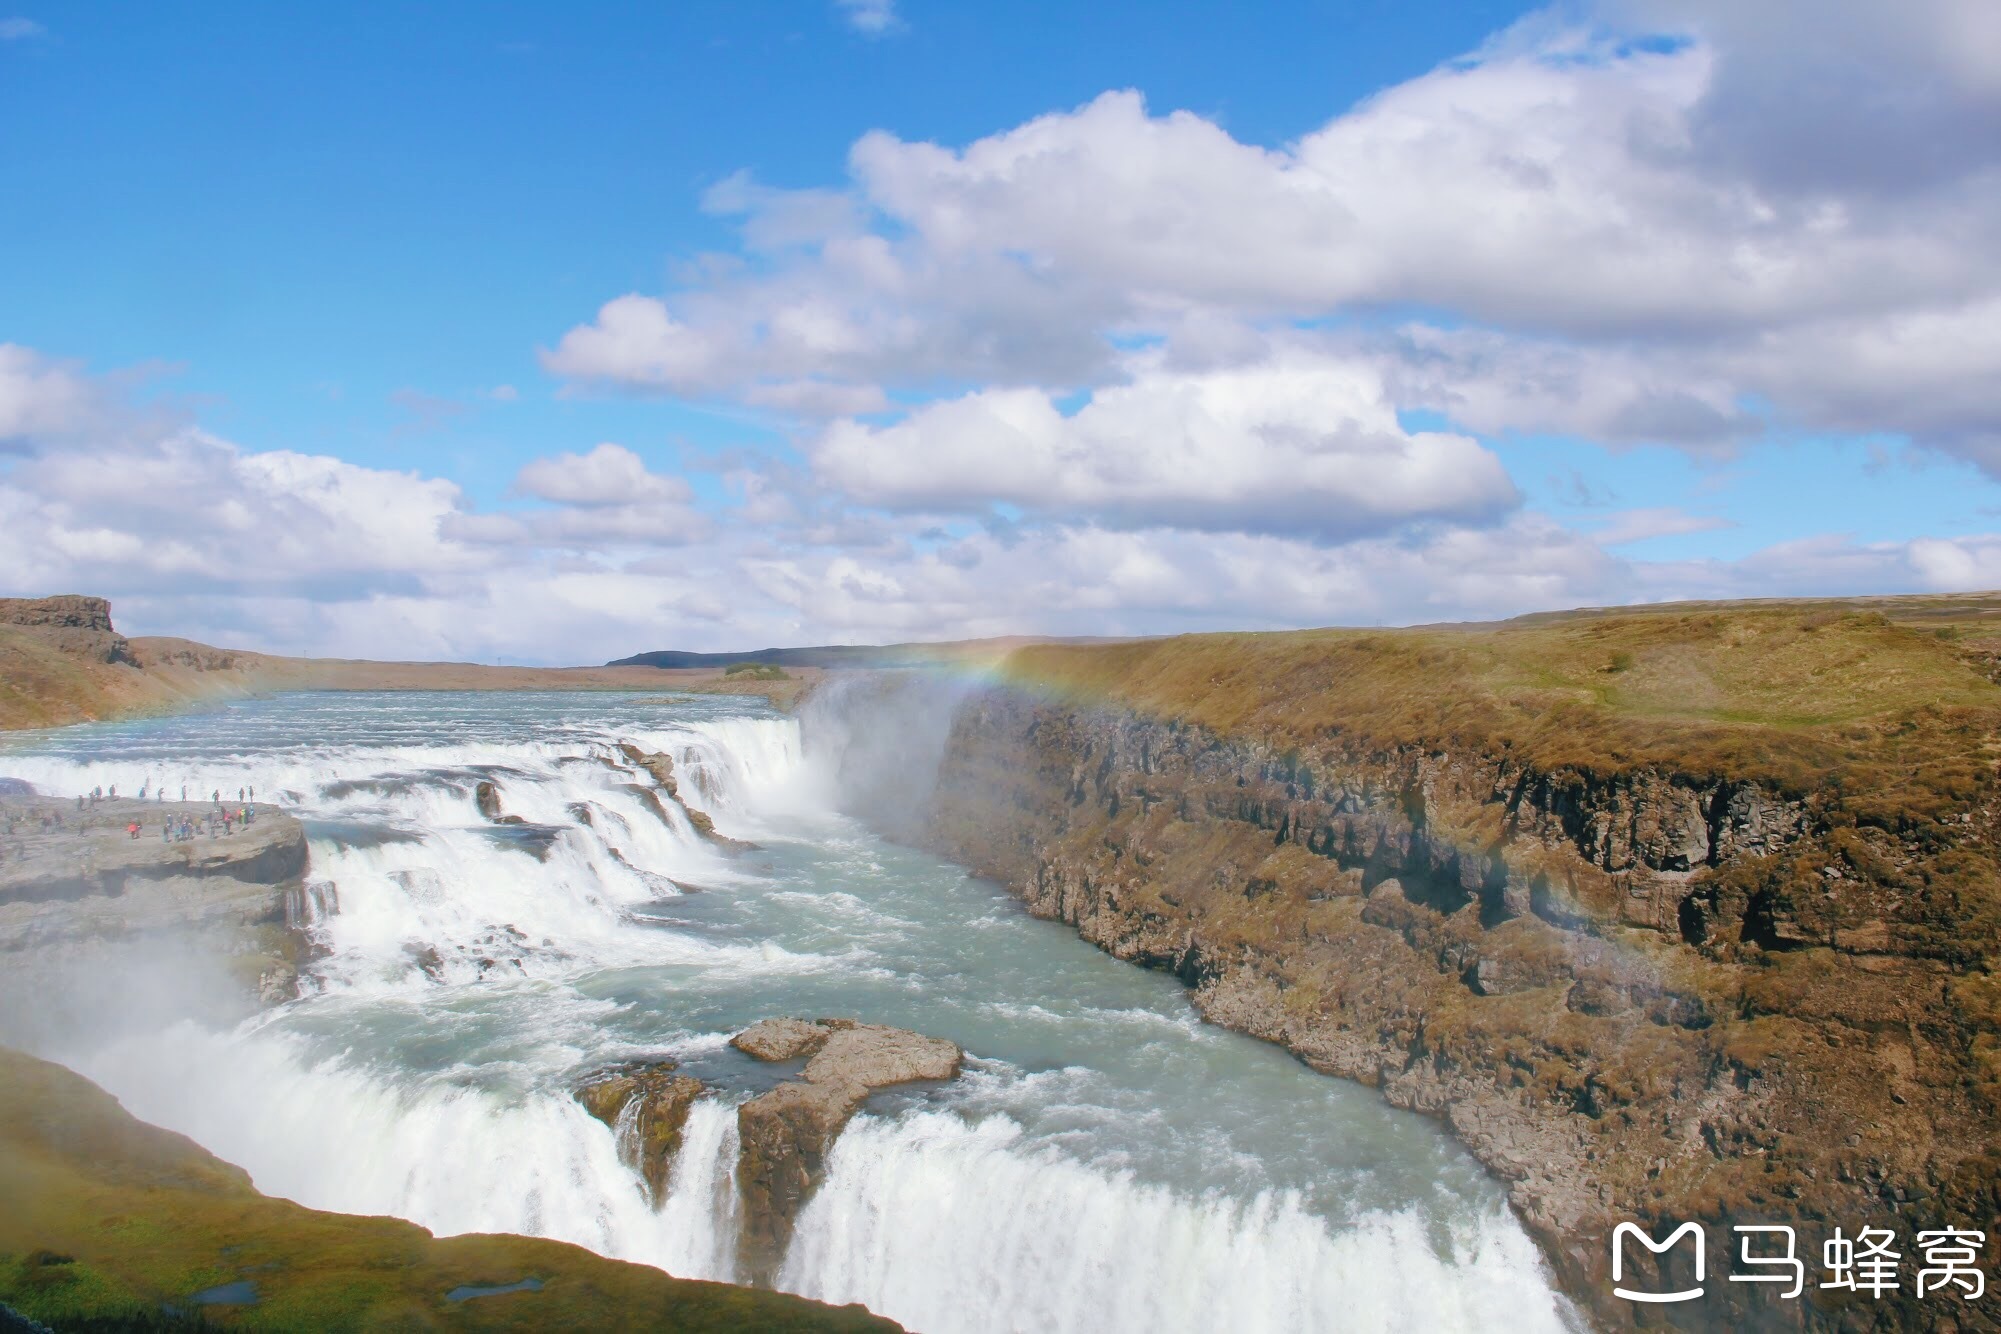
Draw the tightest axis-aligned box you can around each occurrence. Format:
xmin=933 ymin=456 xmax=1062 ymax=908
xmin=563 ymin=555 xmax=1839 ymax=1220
xmin=887 ymin=601 xmax=2001 ymax=1332
xmin=0 ymin=594 xmax=281 ymax=732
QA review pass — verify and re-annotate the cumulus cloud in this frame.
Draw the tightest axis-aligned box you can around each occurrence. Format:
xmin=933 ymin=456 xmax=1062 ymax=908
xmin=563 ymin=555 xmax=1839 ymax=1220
xmin=544 ymin=0 xmax=2001 ymax=481
xmin=813 ymin=348 xmax=1519 ymax=539
xmin=494 ymin=444 xmax=709 ymax=548
xmin=3 ymin=346 xmax=1993 ymax=660
xmin=513 ymin=442 xmax=692 ymax=508
xmin=17 ymin=2 xmax=2001 ymax=659
xmin=0 ymin=354 xmax=720 ymax=657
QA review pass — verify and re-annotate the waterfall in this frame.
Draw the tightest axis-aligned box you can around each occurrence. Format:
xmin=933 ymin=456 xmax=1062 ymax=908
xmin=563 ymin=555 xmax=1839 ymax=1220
xmin=2 ymin=690 xmax=1574 ymax=1334
xmin=656 ymin=1098 xmax=744 ymax=1284
xmin=778 ymin=1112 xmax=1572 ymax=1334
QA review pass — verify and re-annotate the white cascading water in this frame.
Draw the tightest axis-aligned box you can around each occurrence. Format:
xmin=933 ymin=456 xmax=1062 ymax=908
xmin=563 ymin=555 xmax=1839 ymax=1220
xmin=783 ymin=1113 xmax=1563 ymax=1334
xmin=657 ymin=1099 xmax=744 ymax=1283
xmin=0 ymin=689 xmax=1578 ymax=1334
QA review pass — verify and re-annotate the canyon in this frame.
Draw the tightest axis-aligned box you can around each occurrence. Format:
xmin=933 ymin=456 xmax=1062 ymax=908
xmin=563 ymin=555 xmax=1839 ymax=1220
xmin=3 ymin=591 xmax=1998 ymax=1330
xmin=860 ymin=599 xmax=2001 ymax=1331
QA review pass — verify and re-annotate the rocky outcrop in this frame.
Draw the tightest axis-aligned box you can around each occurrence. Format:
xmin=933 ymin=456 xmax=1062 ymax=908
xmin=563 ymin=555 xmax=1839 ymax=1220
xmin=575 ymin=1060 xmax=705 ymax=1203
xmin=909 ymin=687 xmax=2001 ymax=1333
xmin=731 ymin=1016 xmax=836 ymax=1062
xmin=731 ymin=1019 xmax=962 ymax=1286
xmin=472 ymin=779 xmax=526 ymax=825
xmin=616 ymin=743 xmax=757 ymax=852
xmin=0 ymin=792 xmax=314 ymax=1012
xmin=0 ymin=596 xmax=135 ymax=666
xmin=0 ymin=598 xmax=263 ymax=732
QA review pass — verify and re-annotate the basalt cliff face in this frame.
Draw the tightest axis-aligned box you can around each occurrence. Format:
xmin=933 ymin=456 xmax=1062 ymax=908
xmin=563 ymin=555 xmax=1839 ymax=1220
xmin=877 ymin=603 xmax=2001 ymax=1333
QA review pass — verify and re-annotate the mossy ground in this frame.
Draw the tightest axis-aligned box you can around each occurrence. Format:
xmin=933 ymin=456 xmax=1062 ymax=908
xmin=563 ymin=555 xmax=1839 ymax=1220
xmin=0 ymin=1047 xmax=897 ymax=1333
xmin=1003 ymin=595 xmax=2001 ymax=964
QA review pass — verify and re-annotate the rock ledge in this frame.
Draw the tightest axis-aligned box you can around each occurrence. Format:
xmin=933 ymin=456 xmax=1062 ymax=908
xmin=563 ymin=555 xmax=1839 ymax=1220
xmin=730 ymin=1018 xmax=962 ymax=1285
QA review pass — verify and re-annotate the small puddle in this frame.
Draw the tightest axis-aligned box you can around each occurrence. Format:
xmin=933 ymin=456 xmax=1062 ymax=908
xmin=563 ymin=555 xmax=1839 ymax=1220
xmin=190 ymin=1281 xmax=259 ymax=1306
xmin=445 ymin=1277 xmax=544 ymax=1303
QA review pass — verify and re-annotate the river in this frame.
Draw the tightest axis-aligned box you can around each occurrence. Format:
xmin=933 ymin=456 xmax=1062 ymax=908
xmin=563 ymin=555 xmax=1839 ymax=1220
xmin=0 ymin=688 xmax=1576 ymax=1333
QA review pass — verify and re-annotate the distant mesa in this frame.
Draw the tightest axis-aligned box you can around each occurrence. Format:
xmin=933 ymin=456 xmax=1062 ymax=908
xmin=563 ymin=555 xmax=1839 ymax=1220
xmin=0 ymin=594 xmax=137 ymax=666
xmin=607 ymin=644 xmax=924 ymax=670
xmin=606 ymin=634 xmax=1115 ymax=671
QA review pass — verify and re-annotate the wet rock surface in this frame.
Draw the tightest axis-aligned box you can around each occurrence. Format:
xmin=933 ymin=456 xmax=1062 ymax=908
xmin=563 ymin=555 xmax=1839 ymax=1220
xmin=616 ymin=742 xmax=758 ymax=853
xmin=472 ymin=778 xmax=526 ymax=825
xmin=0 ymin=792 xmax=312 ymax=1004
xmin=731 ymin=1019 xmax=963 ymax=1287
xmin=574 ymin=1060 xmax=705 ymax=1203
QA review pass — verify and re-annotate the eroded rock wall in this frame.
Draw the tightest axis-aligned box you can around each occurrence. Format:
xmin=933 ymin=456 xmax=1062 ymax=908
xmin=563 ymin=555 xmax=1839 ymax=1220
xmin=913 ymin=687 xmax=2000 ymax=1332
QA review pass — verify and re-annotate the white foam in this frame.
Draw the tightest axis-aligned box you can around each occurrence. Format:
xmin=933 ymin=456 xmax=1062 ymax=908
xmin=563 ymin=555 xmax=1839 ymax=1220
xmin=782 ymin=1112 xmax=1574 ymax=1334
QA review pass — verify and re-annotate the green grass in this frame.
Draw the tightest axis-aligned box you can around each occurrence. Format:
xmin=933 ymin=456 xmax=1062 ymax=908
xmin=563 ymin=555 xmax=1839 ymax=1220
xmin=1001 ymin=600 xmax=2001 ymax=810
xmin=994 ymin=595 xmax=2001 ymax=990
xmin=722 ymin=663 xmax=792 ymax=681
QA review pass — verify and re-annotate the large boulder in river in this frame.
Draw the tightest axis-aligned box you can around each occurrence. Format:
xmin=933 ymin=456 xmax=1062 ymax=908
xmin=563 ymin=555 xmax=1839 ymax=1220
xmin=575 ymin=1060 xmax=704 ymax=1204
xmin=730 ymin=1016 xmax=835 ymax=1062
xmin=803 ymin=1024 xmax=962 ymax=1088
xmin=732 ymin=1019 xmax=962 ymax=1286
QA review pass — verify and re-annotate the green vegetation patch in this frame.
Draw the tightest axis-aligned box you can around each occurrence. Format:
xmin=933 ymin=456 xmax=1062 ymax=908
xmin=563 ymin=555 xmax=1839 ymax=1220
xmin=723 ymin=663 xmax=792 ymax=680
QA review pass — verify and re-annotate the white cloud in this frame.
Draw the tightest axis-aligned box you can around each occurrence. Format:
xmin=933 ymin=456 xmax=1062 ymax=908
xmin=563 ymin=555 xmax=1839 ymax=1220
xmin=0 ymin=344 xmax=100 ymax=444
xmin=812 ymin=348 xmax=1519 ymax=539
xmin=490 ymin=444 xmax=710 ymax=550
xmin=545 ymin=2 xmax=2001 ymax=478
xmin=1387 ymin=328 xmax=1758 ymax=454
xmin=17 ymin=3 xmax=2001 ymax=660
xmin=2 ymin=348 xmax=1992 ymax=661
xmin=1906 ymin=535 xmax=2001 ymax=590
xmin=835 ymin=0 xmax=896 ymax=36
xmin=0 ymin=17 xmax=43 ymax=41
xmin=513 ymin=442 xmax=691 ymax=508
xmin=1588 ymin=508 xmax=1733 ymax=546
xmin=0 ymin=355 xmax=722 ymax=657
xmin=543 ymin=294 xmax=721 ymax=392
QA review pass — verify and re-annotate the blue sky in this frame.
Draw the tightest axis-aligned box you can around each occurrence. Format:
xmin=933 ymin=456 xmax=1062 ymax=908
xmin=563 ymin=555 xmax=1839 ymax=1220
xmin=3 ymin=0 xmax=1518 ymax=489
xmin=4 ymin=1 xmax=2001 ymax=661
